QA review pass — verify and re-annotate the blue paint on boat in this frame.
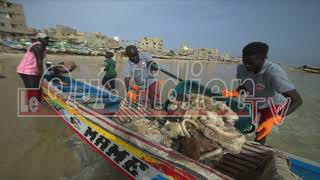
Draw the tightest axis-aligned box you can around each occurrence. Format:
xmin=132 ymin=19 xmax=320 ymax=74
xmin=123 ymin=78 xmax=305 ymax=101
xmin=290 ymin=155 xmax=320 ymax=180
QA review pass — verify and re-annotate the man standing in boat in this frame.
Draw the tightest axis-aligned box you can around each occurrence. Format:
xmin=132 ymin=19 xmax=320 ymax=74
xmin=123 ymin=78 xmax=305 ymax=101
xmin=225 ymin=42 xmax=303 ymax=144
xmin=124 ymin=45 xmax=161 ymax=107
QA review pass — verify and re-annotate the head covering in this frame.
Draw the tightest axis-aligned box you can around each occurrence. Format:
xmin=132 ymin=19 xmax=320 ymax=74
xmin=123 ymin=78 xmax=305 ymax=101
xmin=243 ymin=42 xmax=269 ymax=57
xmin=105 ymin=51 xmax=114 ymax=58
xmin=36 ymin=32 xmax=49 ymax=39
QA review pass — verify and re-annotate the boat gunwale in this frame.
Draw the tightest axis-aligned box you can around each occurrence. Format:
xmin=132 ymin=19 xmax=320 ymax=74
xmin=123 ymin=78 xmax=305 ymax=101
xmin=288 ymin=153 xmax=320 ymax=174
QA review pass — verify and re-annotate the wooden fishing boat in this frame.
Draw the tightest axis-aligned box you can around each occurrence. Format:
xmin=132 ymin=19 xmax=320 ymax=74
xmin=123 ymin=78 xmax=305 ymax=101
xmin=41 ymin=74 xmax=319 ymax=179
xmin=298 ymin=65 xmax=320 ymax=74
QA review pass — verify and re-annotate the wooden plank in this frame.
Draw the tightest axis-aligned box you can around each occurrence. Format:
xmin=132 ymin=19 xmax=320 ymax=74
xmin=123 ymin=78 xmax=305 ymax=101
xmin=239 ymin=148 xmax=267 ymax=160
xmin=228 ymin=153 xmax=263 ymax=164
xmin=215 ymin=165 xmax=239 ymax=177
xmin=218 ymin=159 xmax=250 ymax=173
xmin=245 ymin=142 xmax=273 ymax=152
xmin=241 ymin=145 xmax=269 ymax=155
xmin=222 ymin=155 xmax=257 ymax=169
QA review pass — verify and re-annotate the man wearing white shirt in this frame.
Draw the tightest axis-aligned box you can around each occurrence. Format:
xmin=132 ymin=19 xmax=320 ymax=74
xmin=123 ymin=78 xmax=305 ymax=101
xmin=124 ymin=45 xmax=160 ymax=107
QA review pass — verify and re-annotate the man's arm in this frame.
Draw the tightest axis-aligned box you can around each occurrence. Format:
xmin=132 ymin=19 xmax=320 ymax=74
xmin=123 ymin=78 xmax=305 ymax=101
xmin=236 ymin=85 xmax=247 ymax=93
xmin=282 ymin=89 xmax=303 ymax=115
xmin=30 ymin=44 xmax=44 ymax=74
xmin=123 ymin=62 xmax=131 ymax=92
xmin=147 ymin=61 xmax=159 ymax=71
xmin=142 ymin=53 xmax=158 ymax=72
xmin=125 ymin=77 xmax=131 ymax=92
xmin=269 ymin=64 xmax=303 ymax=116
xmin=235 ymin=64 xmax=248 ymax=94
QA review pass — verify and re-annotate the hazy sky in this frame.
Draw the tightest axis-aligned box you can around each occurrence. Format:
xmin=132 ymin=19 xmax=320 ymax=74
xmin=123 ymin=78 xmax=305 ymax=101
xmin=15 ymin=0 xmax=320 ymax=65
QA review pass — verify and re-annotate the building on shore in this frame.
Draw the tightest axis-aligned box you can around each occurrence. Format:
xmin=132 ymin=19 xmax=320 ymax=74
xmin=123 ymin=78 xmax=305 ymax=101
xmin=42 ymin=25 xmax=120 ymax=49
xmin=219 ymin=52 xmax=241 ymax=63
xmin=178 ymin=42 xmax=219 ymax=61
xmin=0 ymin=0 xmax=34 ymax=40
xmin=137 ymin=37 xmax=163 ymax=53
xmin=194 ymin=48 xmax=219 ymax=61
xmin=42 ymin=25 xmax=78 ymax=40
xmin=78 ymin=32 xmax=120 ymax=49
xmin=178 ymin=42 xmax=193 ymax=56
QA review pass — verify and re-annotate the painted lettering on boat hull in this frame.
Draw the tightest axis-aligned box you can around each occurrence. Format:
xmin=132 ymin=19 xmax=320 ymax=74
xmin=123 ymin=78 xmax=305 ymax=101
xmin=58 ymin=108 xmax=169 ymax=179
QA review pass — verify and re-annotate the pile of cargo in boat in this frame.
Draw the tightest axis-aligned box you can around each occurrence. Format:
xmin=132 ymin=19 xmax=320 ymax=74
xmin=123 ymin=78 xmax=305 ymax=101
xmin=115 ymin=93 xmax=245 ymax=162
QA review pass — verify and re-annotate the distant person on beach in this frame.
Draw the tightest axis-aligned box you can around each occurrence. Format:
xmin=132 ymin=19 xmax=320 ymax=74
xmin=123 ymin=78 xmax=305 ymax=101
xmin=124 ymin=45 xmax=161 ymax=107
xmin=16 ymin=32 xmax=49 ymax=101
xmin=101 ymin=51 xmax=117 ymax=91
xmin=225 ymin=42 xmax=303 ymax=145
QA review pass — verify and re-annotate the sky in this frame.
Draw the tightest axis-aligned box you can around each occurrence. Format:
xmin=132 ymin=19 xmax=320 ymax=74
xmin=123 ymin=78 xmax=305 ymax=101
xmin=15 ymin=0 xmax=320 ymax=66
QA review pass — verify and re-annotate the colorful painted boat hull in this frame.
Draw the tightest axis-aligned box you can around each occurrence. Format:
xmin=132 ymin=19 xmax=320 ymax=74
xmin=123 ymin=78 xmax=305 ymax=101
xmin=41 ymin=75 xmax=320 ymax=180
xmin=41 ymin=76 xmax=230 ymax=180
xmin=289 ymin=154 xmax=320 ymax=180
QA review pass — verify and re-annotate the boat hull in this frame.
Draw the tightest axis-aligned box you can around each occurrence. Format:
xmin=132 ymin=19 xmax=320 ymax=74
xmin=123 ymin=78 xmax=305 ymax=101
xmin=41 ymin=75 xmax=320 ymax=180
xmin=41 ymin=79 xmax=229 ymax=180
